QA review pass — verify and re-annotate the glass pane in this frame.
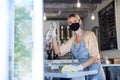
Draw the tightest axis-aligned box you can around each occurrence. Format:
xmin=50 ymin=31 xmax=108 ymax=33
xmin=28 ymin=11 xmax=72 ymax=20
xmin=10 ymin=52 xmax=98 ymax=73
xmin=14 ymin=0 xmax=33 ymax=80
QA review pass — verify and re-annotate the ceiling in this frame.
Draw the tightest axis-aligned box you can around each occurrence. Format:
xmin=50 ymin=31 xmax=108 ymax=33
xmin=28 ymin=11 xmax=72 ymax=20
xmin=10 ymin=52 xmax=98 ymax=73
xmin=44 ymin=0 xmax=103 ymax=20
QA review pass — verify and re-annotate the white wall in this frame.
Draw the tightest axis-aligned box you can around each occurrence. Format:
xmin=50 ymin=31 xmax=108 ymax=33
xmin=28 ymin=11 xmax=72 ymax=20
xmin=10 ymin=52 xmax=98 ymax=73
xmin=0 ymin=0 xmax=9 ymax=79
xmin=83 ymin=0 xmax=113 ymax=30
xmin=83 ymin=11 xmax=99 ymax=31
xmin=32 ymin=0 xmax=44 ymax=80
xmin=115 ymin=0 xmax=120 ymax=50
xmin=83 ymin=0 xmax=120 ymax=58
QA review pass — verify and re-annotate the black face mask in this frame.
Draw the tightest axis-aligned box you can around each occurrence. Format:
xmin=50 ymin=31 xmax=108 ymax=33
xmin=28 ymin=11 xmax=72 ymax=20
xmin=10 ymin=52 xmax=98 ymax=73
xmin=70 ymin=23 xmax=80 ymax=31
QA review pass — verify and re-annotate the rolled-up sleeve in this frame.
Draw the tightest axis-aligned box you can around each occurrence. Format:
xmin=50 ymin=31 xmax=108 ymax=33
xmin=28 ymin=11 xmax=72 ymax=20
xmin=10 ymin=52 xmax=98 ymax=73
xmin=85 ymin=31 xmax=100 ymax=60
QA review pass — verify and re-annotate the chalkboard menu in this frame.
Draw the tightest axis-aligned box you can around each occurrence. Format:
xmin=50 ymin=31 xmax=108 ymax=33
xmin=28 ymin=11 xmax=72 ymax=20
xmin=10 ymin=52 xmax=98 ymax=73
xmin=98 ymin=1 xmax=117 ymax=50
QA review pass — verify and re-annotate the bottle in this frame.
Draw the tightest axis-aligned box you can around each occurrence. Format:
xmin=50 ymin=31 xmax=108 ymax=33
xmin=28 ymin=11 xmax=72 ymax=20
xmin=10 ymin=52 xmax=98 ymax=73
xmin=45 ymin=21 xmax=56 ymax=41
xmin=45 ymin=28 xmax=52 ymax=41
xmin=104 ymin=57 xmax=110 ymax=64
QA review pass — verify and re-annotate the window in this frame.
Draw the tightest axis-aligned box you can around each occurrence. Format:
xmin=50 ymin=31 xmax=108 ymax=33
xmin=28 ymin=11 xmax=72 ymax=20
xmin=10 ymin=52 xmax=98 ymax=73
xmin=14 ymin=0 xmax=32 ymax=80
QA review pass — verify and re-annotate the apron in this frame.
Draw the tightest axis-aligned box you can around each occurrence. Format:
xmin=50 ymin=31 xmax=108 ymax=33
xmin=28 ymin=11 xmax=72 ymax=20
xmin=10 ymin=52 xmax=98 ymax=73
xmin=71 ymin=32 xmax=106 ymax=80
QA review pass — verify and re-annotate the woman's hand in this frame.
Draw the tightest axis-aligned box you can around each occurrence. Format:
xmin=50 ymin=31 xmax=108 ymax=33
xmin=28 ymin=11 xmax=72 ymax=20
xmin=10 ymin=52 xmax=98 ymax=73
xmin=61 ymin=64 xmax=83 ymax=73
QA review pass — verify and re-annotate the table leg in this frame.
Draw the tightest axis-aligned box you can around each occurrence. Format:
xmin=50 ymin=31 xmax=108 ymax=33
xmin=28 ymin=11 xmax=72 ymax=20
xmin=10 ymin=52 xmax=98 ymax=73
xmin=103 ymin=67 xmax=110 ymax=80
xmin=45 ymin=77 xmax=53 ymax=80
xmin=72 ymin=76 xmax=85 ymax=80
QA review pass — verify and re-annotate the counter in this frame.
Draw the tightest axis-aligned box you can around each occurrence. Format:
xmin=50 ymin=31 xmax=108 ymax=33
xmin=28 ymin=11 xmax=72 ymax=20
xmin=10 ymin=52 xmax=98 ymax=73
xmin=45 ymin=60 xmax=120 ymax=66
xmin=44 ymin=60 xmax=97 ymax=80
xmin=45 ymin=70 xmax=97 ymax=80
xmin=44 ymin=59 xmax=78 ymax=64
xmin=45 ymin=60 xmax=120 ymax=80
xmin=102 ymin=64 xmax=120 ymax=67
xmin=102 ymin=64 xmax=120 ymax=80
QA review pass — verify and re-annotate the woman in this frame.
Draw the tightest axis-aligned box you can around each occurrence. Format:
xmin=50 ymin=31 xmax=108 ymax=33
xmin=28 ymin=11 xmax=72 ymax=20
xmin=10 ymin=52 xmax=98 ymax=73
xmin=51 ymin=13 xmax=106 ymax=80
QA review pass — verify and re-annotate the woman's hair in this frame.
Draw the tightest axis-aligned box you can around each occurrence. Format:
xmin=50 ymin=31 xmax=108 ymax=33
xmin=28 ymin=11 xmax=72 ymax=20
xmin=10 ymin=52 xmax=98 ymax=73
xmin=67 ymin=13 xmax=81 ymax=21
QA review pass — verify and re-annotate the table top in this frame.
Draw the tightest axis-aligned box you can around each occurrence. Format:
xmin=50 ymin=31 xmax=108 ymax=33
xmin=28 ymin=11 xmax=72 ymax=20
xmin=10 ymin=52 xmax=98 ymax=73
xmin=44 ymin=70 xmax=98 ymax=78
xmin=45 ymin=59 xmax=78 ymax=64
xmin=44 ymin=60 xmax=120 ymax=78
xmin=102 ymin=64 xmax=120 ymax=67
xmin=45 ymin=60 xmax=120 ymax=67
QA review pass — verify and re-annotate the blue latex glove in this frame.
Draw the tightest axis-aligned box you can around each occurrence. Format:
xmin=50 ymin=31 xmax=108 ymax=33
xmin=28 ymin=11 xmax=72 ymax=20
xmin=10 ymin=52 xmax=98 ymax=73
xmin=61 ymin=65 xmax=83 ymax=73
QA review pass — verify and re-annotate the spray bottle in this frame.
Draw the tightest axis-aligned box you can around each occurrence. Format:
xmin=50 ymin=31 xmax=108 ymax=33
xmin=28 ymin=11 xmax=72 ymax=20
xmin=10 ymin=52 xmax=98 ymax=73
xmin=45 ymin=21 xmax=56 ymax=41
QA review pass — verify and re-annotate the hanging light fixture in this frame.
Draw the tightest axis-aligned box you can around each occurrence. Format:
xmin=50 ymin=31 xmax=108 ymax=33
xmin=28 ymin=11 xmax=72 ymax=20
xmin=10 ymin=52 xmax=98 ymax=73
xmin=76 ymin=0 xmax=81 ymax=8
xmin=44 ymin=13 xmax=47 ymax=21
xmin=91 ymin=13 xmax=95 ymax=20
xmin=91 ymin=5 xmax=96 ymax=20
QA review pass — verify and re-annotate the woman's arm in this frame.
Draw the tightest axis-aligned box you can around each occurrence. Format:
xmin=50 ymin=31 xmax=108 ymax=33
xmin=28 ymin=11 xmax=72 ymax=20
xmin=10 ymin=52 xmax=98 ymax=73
xmin=52 ymin=36 xmax=74 ymax=56
xmin=52 ymin=37 xmax=61 ymax=55
xmin=81 ymin=31 xmax=100 ymax=69
xmin=82 ymin=56 xmax=99 ymax=69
